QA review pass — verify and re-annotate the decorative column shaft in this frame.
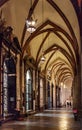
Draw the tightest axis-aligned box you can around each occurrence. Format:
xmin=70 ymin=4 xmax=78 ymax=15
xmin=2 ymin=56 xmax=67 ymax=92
xmin=73 ymin=61 xmax=81 ymax=110
xmin=19 ymin=56 xmax=23 ymax=110
xmin=0 ymin=35 xmax=2 ymax=114
xmin=35 ymin=70 xmax=39 ymax=110
xmin=79 ymin=36 xmax=82 ymax=117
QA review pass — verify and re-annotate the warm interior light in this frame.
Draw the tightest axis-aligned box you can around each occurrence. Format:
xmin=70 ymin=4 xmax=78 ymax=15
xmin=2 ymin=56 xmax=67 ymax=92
xmin=40 ymin=53 xmax=46 ymax=62
xmin=26 ymin=26 xmax=36 ymax=33
xmin=31 ymin=20 xmax=36 ymax=25
xmin=26 ymin=17 xmax=36 ymax=33
xmin=26 ymin=18 xmax=36 ymax=26
xmin=41 ymin=56 xmax=45 ymax=62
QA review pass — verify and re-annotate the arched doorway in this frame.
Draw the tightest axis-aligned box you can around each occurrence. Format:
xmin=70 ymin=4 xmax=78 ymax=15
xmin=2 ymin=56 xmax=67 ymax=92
xmin=26 ymin=69 xmax=33 ymax=112
xmin=2 ymin=57 xmax=16 ymax=116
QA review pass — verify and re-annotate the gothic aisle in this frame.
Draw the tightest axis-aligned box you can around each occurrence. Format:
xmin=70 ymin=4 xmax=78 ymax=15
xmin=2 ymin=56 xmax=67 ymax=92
xmin=0 ymin=108 xmax=81 ymax=130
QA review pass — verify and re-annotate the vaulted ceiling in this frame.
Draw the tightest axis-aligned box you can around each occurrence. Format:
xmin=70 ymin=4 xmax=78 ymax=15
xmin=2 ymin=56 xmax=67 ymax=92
xmin=0 ymin=0 xmax=81 ymax=86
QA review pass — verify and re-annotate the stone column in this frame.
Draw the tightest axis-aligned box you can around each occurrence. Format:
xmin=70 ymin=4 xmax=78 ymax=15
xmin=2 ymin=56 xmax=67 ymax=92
xmin=16 ymin=55 xmax=21 ymax=110
xmin=33 ymin=70 xmax=36 ymax=111
xmin=73 ymin=61 xmax=81 ymax=110
xmin=80 ymin=49 xmax=82 ymax=129
xmin=18 ymin=56 xmax=24 ymax=111
xmin=35 ymin=70 xmax=39 ymax=110
xmin=43 ymin=76 xmax=46 ymax=109
xmin=0 ymin=35 xmax=2 ymax=114
xmin=45 ymin=80 xmax=48 ymax=109
xmin=79 ymin=36 xmax=82 ymax=118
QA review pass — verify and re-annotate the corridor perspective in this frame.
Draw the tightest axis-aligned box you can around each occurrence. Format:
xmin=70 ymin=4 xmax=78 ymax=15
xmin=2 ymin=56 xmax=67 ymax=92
xmin=0 ymin=108 xmax=81 ymax=130
xmin=0 ymin=0 xmax=82 ymax=130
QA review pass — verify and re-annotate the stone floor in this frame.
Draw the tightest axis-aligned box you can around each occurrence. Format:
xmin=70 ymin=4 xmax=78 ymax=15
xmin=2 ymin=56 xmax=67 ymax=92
xmin=0 ymin=108 xmax=81 ymax=130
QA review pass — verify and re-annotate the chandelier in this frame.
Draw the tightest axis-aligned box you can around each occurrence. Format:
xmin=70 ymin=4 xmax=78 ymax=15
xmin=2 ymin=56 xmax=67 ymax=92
xmin=26 ymin=0 xmax=37 ymax=33
xmin=26 ymin=17 xmax=36 ymax=33
xmin=40 ymin=0 xmax=46 ymax=63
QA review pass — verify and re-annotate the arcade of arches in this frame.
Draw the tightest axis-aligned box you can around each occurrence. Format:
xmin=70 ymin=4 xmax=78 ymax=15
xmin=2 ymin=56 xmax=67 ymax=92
xmin=0 ymin=0 xmax=82 ymax=117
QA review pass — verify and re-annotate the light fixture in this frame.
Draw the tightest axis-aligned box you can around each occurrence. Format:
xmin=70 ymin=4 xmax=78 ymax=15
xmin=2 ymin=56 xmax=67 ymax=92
xmin=26 ymin=0 xmax=37 ymax=33
xmin=40 ymin=50 xmax=46 ymax=62
xmin=26 ymin=17 xmax=36 ymax=33
xmin=41 ymin=55 xmax=46 ymax=62
xmin=39 ymin=0 xmax=46 ymax=64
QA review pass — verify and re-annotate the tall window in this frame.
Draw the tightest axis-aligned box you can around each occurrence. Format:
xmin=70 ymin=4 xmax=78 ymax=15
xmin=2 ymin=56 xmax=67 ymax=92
xmin=26 ymin=70 xmax=32 ymax=112
xmin=3 ymin=62 xmax=8 ymax=114
xmin=2 ymin=57 xmax=16 ymax=115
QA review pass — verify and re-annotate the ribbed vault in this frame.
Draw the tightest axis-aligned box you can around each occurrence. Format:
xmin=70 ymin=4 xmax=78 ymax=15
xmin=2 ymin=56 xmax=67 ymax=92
xmin=21 ymin=0 xmax=80 ymax=86
xmin=1 ymin=0 xmax=80 ymax=87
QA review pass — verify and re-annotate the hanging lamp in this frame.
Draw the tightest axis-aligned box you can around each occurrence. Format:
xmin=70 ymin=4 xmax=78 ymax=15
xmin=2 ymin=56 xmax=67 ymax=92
xmin=26 ymin=17 xmax=36 ymax=33
xmin=40 ymin=0 xmax=46 ymax=63
xmin=26 ymin=0 xmax=37 ymax=33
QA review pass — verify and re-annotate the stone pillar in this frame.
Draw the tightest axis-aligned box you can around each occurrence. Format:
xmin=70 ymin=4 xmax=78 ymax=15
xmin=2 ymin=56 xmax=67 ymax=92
xmin=16 ymin=55 xmax=21 ymax=110
xmin=73 ymin=61 xmax=81 ymax=110
xmin=43 ymin=77 xmax=46 ymax=109
xmin=33 ymin=70 xmax=36 ymax=111
xmin=35 ymin=70 xmax=39 ymax=110
xmin=79 ymin=36 xmax=82 ymax=118
xmin=0 ymin=35 xmax=2 ymax=114
xmin=45 ymin=80 xmax=48 ymax=109
xmin=81 ymin=36 xmax=82 ymax=109
xmin=18 ymin=55 xmax=23 ymax=111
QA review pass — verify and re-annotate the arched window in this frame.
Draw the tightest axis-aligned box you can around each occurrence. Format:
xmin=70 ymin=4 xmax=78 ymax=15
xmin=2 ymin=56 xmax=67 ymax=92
xmin=26 ymin=69 xmax=33 ymax=112
xmin=3 ymin=62 xmax=8 ymax=114
xmin=2 ymin=57 xmax=16 ymax=115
